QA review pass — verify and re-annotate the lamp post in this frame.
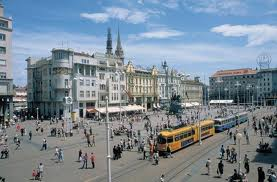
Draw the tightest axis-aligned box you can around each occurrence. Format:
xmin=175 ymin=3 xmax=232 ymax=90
xmin=73 ymin=74 xmax=83 ymax=121
xmin=199 ymin=115 xmax=202 ymax=145
xmin=235 ymin=81 xmax=241 ymax=113
xmin=115 ymin=71 xmax=123 ymax=123
xmin=105 ymin=96 xmax=112 ymax=182
xmin=256 ymin=86 xmax=260 ymax=106
xmin=36 ymin=107 xmax=39 ymax=121
xmin=236 ymin=132 xmax=242 ymax=175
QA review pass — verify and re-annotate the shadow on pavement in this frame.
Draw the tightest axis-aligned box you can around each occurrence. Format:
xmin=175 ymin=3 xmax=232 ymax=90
xmin=252 ymin=138 xmax=277 ymax=165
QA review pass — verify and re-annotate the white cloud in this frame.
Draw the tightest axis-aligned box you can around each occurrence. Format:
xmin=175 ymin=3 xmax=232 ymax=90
xmin=105 ymin=7 xmax=130 ymax=20
xmin=130 ymin=28 xmax=184 ymax=39
xmin=162 ymin=0 xmax=179 ymax=9
xmin=12 ymin=29 xmax=277 ymax=86
xmin=183 ymin=0 xmax=247 ymax=15
xmin=211 ymin=24 xmax=277 ymax=46
xmin=81 ymin=6 xmax=159 ymax=24
xmin=80 ymin=13 xmax=109 ymax=23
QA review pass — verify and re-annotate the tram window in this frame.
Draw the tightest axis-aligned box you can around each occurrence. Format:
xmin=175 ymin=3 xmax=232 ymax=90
xmin=167 ymin=136 xmax=173 ymax=143
xmin=187 ymin=131 xmax=191 ymax=136
xmin=180 ymin=134 xmax=184 ymax=139
xmin=158 ymin=136 xmax=166 ymax=144
xmin=175 ymin=135 xmax=180 ymax=141
xmin=192 ymin=129 xmax=195 ymax=135
xmin=183 ymin=133 xmax=188 ymax=138
xmin=214 ymin=120 xmax=220 ymax=125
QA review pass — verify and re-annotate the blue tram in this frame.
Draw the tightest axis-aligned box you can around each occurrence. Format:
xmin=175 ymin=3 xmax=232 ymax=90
xmin=214 ymin=112 xmax=248 ymax=132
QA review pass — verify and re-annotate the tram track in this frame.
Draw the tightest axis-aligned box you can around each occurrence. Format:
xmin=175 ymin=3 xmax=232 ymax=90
xmin=163 ymin=134 xmax=231 ymax=181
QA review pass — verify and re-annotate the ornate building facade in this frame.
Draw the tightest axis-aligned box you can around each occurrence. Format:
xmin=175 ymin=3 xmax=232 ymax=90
xmin=26 ymin=28 xmax=127 ymax=118
xmin=125 ymin=61 xmax=158 ymax=110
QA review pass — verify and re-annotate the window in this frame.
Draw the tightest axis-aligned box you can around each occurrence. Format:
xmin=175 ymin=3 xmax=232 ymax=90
xmin=86 ymin=91 xmax=90 ymax=97
xmin=99 ymin=73 xmax=105 ymax=80
xmin=0 ymin=72 xmax=6 ymax=78
xmin=80 ymin=79 xmax=84 ymax=86
xmin=0 ymin=33 xmax=6 ymax=41
xmin=86 ymin=79 xmax=90 ymax=86
xmin=157 ymin=135 xmax=166 ymax=144
xmin=0 ymin=59 xmax=6 ymax=66
xmin=65 ymin=90 xmax=69 ymax=97
xmin=65 ymin=79 xmax=69 ymax=88
xmin=0 ymin=47 xmax=6 ymax=54
xmin=91 ymin=91 xmax=96 ymax=97
xmin=0 ymin=20 xmax=8 ymax=28
xmin=91 ymin=81 xmax=95 ymax=86
xmin=80 ymin=91 xmax=84 ymax=97
xmin=167 ymin=136 xmax=173 ymax=143
xmin=100 ymin=84 xmax=106 ymax=90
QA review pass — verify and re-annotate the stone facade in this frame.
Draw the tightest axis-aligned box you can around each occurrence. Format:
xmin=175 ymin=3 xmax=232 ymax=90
xmin=0 ymin=3 xmax=13 ymax=124
xmin=26 ymin=28 xmax=126 ymax=118
xmin=209 ymin=68 xmax=258 ymax=104
xmin=125 ymin=61 xmax=158 ymax=110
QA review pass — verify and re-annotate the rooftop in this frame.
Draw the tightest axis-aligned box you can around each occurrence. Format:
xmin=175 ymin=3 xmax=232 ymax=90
xmin=211 ymin=68 xmax=257 ymax=77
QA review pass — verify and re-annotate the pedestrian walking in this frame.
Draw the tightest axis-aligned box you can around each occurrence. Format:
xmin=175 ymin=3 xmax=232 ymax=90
xmin=258 ymin=167 xmax=266 ymax=182
xmin=220 ymin=145 xmax=225 ymax=159
xmin=87 ymin=134 xmax=92 ymax=147
xmin=226 ymin=146 xmax=230 ymax=160
xmin=41 ymin=138 xmax=47 ymax=150
xmin=81 ymin=153 xmax=88 ymax=169
xmin=89 ymin=127 xmax=92 ymax=136
xmin=244 ymin=154 xmax=250 ymax=173
xmin=217 ymin=160 xmax=224 ymax=178
xmin=160 ymin=174 xmax=165 ymax=182
xmin=38 ymin=163 xmax=44 ymax=180
xmin=206 ymin=158 xmax=211 ymax=176
xmin=246 ymin=132 xmax=250 ymax=144
xmin=233 ymin=134 xmax=237 ymax=145
xmin=29 ymin=131 xmax=32 ymax=140
xmin=78 ymin=149 xmax=82 ymax=162
xmin=92 ymin=134 xmax=95 ymax=146
xmin=90 ymin=152 xmax=95 ymax=169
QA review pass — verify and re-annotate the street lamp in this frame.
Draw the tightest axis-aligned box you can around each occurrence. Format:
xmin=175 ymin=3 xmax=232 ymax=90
xmin=235 ymin=81 xmax=241 ymax=113
xmin=36 ymin=107 xmax=39 ymax=121
xmin=115 ymin=71 xmax=123 ymax=123
xmin=256 ymin=86 xmax=260 ymax=106
xmin=236 ymin=132 xmax=243 ymax=175
xmin=216 ymin=78 xmax=223 ymax=107
xmin=73 ymin=74 xmax=83 ymax=121
xmin=105 ymin=96 xmax=112 ymax=182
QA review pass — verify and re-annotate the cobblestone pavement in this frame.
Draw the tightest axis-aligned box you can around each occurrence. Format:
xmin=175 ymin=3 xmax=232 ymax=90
xmin=0 ymin=106 xmax=276 ymax=182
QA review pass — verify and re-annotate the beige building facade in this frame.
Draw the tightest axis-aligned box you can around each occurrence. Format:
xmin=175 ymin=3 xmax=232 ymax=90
xmin=125 ymin=61 xmax=158 ymax=110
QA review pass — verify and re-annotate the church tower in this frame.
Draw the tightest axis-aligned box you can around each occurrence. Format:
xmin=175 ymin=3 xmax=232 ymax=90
xmin=106 ymin=27 xmax=113 ymax=56
xmin=115 ymin=27 xmax=124 ymax=63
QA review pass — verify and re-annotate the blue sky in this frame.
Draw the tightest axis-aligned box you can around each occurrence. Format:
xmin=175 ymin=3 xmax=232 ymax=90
xmin=3 ymin=0 xmax=277 ymax=85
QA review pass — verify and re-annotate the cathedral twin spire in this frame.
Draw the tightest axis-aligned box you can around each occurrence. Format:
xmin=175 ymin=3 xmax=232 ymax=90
xmin=106 ymin=27 xmax=124 ymax=62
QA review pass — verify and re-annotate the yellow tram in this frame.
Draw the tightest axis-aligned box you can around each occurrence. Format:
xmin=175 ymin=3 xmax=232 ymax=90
xmin=157 ymin=120 xmax=215 ymax=153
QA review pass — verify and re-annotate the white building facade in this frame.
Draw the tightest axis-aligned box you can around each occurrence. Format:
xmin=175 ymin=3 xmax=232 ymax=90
xmin=0 ymin=3 xmax=13 ymax=124
xmin=26 ymin=28 xmax=126 ymax=118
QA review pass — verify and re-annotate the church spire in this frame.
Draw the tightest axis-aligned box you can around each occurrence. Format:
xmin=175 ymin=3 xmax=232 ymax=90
xmin=115 ymin=26 xmax=124 ymax=62
xmin=106 ymin=27 xmax=113 ymax=55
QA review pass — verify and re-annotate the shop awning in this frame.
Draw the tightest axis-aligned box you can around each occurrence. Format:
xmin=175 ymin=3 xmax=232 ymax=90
xmin=95 ymin=105 xmax=145 ymax=114
xmin=181 ymin=102 xmax=200 ymax=108
xmin=86 ymin=108 xmax=98 ymax=113
xmin=209 ymin=100 xmax=233 ymax=104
